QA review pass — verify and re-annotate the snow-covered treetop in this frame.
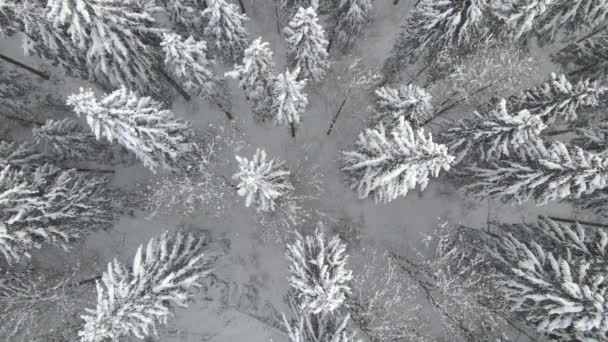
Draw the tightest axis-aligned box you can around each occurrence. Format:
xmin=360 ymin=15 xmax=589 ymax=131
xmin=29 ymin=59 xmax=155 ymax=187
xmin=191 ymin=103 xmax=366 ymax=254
xmin=272 ymin=68 xmax=308 ymax=126
xmin=443 ymin=99 xmax=546 ymax=164
xmin=506 ymin=73 xmax=606 ymax=125
xmin=342 ymin=117 xmax=454 ymax=203
xmin=201 ymin=0 xmax=249 ymax=64
xmin=373 ymin=84 xmax=433 ymax=127
xmin=490 ymin=216 xmax=608 ymax=340
xmin=161 ymin=32 xmax=219 ymax=98
xmin=284 ymin=6 xmax=329 ymax=82
xmin=286 ymin=227 xmax=353 ymax=314
xmin=465 ymin=140 xmax=608 ymax=205
xmin=79 ymin=231 xmax=214 ymax=342
xmin=67 ymin=87 xmax=195 ymax=173
xmin=233 ymin=148 xmax=294 ymax=212
xmin=333 ymin=0 xmax=372 ymax=47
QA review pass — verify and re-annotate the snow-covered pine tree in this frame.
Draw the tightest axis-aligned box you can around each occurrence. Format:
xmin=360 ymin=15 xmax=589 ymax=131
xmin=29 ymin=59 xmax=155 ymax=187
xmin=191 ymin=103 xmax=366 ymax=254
xmin=225 ymin=38 xmax=277 ymax=121
xmin=67 ymin=87 xmax=195 ymax=173
xmin=552 ymin=30 xmax=608 ymax=80
xmin=505 ymin=73 xmax=606 ymax=125
xmin=201 ymin=0 xmax=249 ymax=64
xmin=32 ymin=118 xmax=102 ymax=160
xmin=493 ymin=0 xmax=552 ymax=42
xmin=572 ymin=120 xmax=608 ymax=156
xmin=489 ymin=216 xmax=608 ymax=341
xmin=285 ymin=228 xmax=353 ymax=314
xmin=154 ymin=0 xmax=207 ymax=37
xmin=373 ymin=84 xmax=433 ymax=128
xmin=79 ymin=231 xmax=214 ymax=342
xmin=284 ymin=6 xmax=330 ymax=82
xmin=282 ymin=302 xmax=360 ymax=342
xmin=45 ymin=0 xmax=166 ymax=94
xmin=0 ymin=140 xmax=46 ymax=171
xmin=281 ymin=0 xmax=314 ymax=19
xmin=161 ymin=32 xmax=222 ymax=99
xmin=0 ymin=164 xmax=114 ymax=262
xmin=332 ymin=0 xmax=372 ymax=48
xmin=383 ymin=0 xmax=491 ymax=75
xmin=342 ymin=116 xmax=454 ymax=203
xmin=442 ymin=99 xmax=546 ymax=165
xmin=465 ymin=140 xmax=608 ymax=205
xmin=271 ymin=68 xmax=308 ymax=136
xmin=233 ymin=148 xmax=294 ymax=212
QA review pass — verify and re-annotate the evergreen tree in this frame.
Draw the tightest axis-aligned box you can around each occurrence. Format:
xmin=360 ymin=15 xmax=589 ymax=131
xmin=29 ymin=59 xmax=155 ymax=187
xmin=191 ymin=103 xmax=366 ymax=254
xmin=32 ymin=118 xmax=101 ymax=160
xmin=465 ymin=140 xmax=608 ymax=205
xmin=79 ymin=231 xmax=214 ymax=342
xmin=0 ymin=164 xmax=114 ymax=262
xmin=373 ymin=84 xmax=433 ymax=128
xmin=0 ymin=140 xmax=46 ymax=171
xmin=552 ymin=30 xmax=608 ymax=80
xmin=67 ymin=87 xmax=195 ymax=173
xmin=489 ymin=216 xmax=608 ymax=341
xmin=284 ymin=6 xmax=330 ymax=82
xmin=201 ymin=0 xmax=249 ymax=64
xmin=443 ymin=99 xmax=546 ymax=164
xmin=161 ymin=32 xmax=222 ymax=99
xmin=384 ymin=0 xmax=491 ymax=75
xmin=505 ymin=73 xmax=606 ymax=125
xmin=225 ymin=38 xmax=277 ymax=121
xmin=155 ymin=0 xmax=207 ymax=37
xmin=332 ymin=0 xmax=372 ymax=47
xmin=271 ymin=69 xmax=308 ymax=136
xmin=342 ymin=117 xmax=454 ymax=203
xmin=233 ymin=148 xmax=294 ymax=212
xmin=281 ymin=0 xmax=314 ymax=19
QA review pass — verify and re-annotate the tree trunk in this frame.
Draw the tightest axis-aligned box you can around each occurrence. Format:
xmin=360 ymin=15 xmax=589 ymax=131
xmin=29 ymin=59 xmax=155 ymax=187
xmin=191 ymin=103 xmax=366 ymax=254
xmin=326 ymin=98 xmax=347 ymax=135
xmin=237 ymin=0 xmax=246 ymax=13
xmin=568 ymin=62 xmax=601 ymax=78
xmin=544 ymin=128 xmax=573 ymax=136
xmin=407 ymin=64 xmax=428 ymax=86
xmin=274 ymin=5 xmax=282 ymax=34
xmin=75 ymin=275 xmax=102 ymax=286
xmin=557 ymin=24 xmax=608 ymax=55
xmin=0 ymin=112 xmax=44 ymax=126
xmin=73 ymin=167 xmax=115 ymax=174
xmin=548 ymin=216 xmax=608 ymax=229
xmin=0 ymin=54 xmax=50 ymax=80
xmin=327 ymin=36 xmax=335 ymax=53
xmin=213 ymin=101 xmax=234 ymax=120
xmin=157 ymin=67 xmax=191 ymax=101
xmin=290 ymin=122 xmax=296 ymax=138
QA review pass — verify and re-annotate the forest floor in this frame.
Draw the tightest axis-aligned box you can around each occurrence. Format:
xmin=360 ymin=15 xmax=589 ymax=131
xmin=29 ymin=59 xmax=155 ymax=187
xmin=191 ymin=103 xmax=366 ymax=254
xmin=0 ymin=0 xmax=592 ymax=341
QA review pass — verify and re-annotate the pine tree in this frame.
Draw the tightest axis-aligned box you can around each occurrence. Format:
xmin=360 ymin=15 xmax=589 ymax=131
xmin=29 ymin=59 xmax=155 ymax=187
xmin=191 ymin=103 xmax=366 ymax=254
xmin=505 ymin=73 xmax=606 ymax=125
xmin=465 ymin=140 xmax=608 ymax=205
xmin=161 ymin=32 xmax=222 ymax=99
xmin=155 ymin=0 xmax=207 ymax=36
xmin=0 ymin=164 xmax=114 ymax=262
xmin=443 ymin=99 xmax=546 ymax=165
xmin=373 ymin=84 xmax=433 ymax=128
xmin=493 ymin=0 xmax=553 ymax=42
xmin=490 ymin=216 xmax=608 ymax=341
xmin=0 ymin=140 xmax=46 ymax=171
xmin=32 ymin=118 xmax=102 ymax=160
xmin=67 ymin=87 xmax=195 ymax=173
xmin=284 ymin=6 xmax=330 ymax=82
xmin=552 ymin=30 xmax=608 ymax=80
xmin=79 ymin=231 xmax=214 ymax=342
xmin=332 ymin=0 xmax=372 ymax=47
xmin=201 ymin=0 xmax=249 ymax=64
xmin=384 ymin=0 xmax=491 ymax=75
xmin=572 ymin=120 xmax=608 ymax=156
xmin=271 ymin=69 xmax=308 ymax=136
xmin=342 ymin=117 xmax=454 ymax=203
xmin=225 ymin=38 xmax=277 ymax=121
xmin=233 ymin=148 xmax=294 ymax=212
xmin=281 ymin=0 xmax=314 ymax=18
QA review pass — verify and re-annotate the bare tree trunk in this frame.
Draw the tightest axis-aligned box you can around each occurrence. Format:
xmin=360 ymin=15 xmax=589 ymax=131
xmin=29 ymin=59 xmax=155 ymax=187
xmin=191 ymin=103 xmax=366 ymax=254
xmin=407 ymin=64 xmax=428 ymax=86
xmin=326 ymin=98 xmax=347 ymax=135
xmin=290 ymin=122 xmax=296 ymax=138
xmin=557 ymin=24 xmax=608 ymax=55
xmin=157 ymin=67 xmax=191 ymax=101
xmin=327 ymin=36 xmax=335 ymax=53
xmin=213 ymin=101 xmax=234 ymax=120
xmin=548 ymin=216 xmax=608 ymax=229
xmin=274 ymin=5 xmax=282 ymax=34
xmin=544 ymin=128 xmax=573 ymax=136
xmin=0 ymin=54 xmax=50 ymax=80
xmin=0 ymin=112 xmax=44 ymax=126
xmin=74 ymin=275 xmax=102 ymax=286
xmin=237 ymin=0 xmax=246 ymax=13
xmin=73 ymin=167 xmax=115 ymax=174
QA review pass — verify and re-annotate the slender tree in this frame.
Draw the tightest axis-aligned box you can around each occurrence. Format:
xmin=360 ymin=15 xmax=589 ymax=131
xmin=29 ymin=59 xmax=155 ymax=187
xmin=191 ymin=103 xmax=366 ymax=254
xmin=342 ymin=116 xmax=454 ymax=203
xmin=233 ymin=148 xmax=294 ymax=212
xmin=271 ymin=68 xmax=308 ymax=137
xmin=442 ymin=99 xmax=546 ymax=164
xmin=201 ymin=0 xmax=249 ymax=64
xmin=284 ymin=6 xmax=330 ymax=82
xmin=281 ymin=0 xmax=314 ymax=18
xmin=79 ymin=231 xmax=214 ymax=342
xmin=332 ymin=0 xmax=372 ymax=48
xmin=67 ymin=87 xmax=195 ymax=173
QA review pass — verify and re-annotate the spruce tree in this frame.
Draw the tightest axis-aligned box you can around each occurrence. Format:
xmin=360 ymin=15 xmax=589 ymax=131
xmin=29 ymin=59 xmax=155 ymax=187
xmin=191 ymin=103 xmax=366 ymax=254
xmin=443 ymin=99 xmax=546 ymax=164
xmin=79 ymin=231 xmax=214 ymax=342
xmin=67 ymin=87 xmax=195 ymax=173
xmin=552 ymin=30 xmax=608 ymax=80
xmin=233 ymin=149 xmax=294 ymax=212
xmin=32 ymin=118 xmax=102 ymax=160
xmin=342 ymin=117 xmax=454 ymax=203
xmin=332 ymin=0 xmax=372 ymax=47
xmin=490 ymin=216 xmax=608 ymax=341
xmin=465 ymin=140 xmax=608 ymax=205
xmin=225 ymin=38 xmax=277 ymax=121
xmin=271 ymin=69 xmax=309 ymax=137
xmin=201 ymin=0 xmax=249 ymax=64
xmin=373 ymin=84 xmax=433 ymax=128
xmin=281 ymin=0 xmax=314 ymax=19
xmin=284 ymin=6 xmax=330 ymax=82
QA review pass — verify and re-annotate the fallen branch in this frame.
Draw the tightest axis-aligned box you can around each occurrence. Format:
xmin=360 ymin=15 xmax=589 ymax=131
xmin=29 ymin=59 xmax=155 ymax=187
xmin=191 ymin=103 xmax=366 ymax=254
xmin=0 ymin=54 xmax=50 ymax=80
xmin=157 ymin=67 xmax=191 ymax=101
xmin=326 ymin=98 xmax=347 ymax=135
